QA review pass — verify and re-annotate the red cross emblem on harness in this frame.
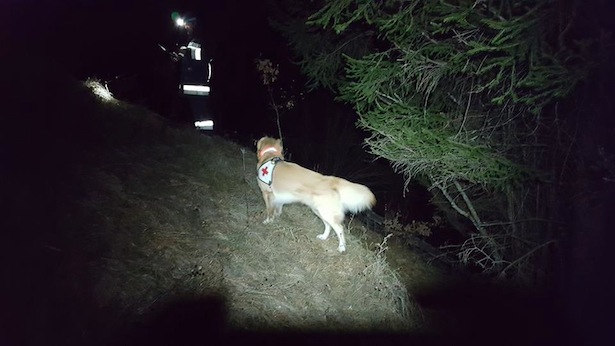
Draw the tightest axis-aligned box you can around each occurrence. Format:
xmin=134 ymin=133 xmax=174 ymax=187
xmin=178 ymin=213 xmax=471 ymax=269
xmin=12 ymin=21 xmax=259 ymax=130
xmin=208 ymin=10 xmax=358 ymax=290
xmin=257 ymin=158 xmax=281 ymax=186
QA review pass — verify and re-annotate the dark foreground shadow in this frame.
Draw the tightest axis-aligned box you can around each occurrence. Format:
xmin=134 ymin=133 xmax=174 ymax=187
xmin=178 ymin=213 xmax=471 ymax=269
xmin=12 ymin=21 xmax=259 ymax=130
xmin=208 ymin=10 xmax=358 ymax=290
xmin=413 ymin=279 xmax=579 ymax=345
xmin=120 ymin=295 xmax=227 ymax=345
xmin=113 ymin=284 xmax=580 ymax=346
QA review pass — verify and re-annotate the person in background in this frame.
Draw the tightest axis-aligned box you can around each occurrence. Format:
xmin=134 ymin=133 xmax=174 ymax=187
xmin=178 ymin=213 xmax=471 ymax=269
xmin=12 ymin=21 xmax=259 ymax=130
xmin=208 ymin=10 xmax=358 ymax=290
xmin=172 ymin=12 xmax=215 ymax=131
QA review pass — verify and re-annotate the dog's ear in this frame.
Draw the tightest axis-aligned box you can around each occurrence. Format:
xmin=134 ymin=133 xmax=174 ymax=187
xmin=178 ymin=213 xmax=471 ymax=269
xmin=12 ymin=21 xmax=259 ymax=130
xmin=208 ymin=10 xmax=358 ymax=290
xmin=276 ymin=138 xmax=283 ymax=149
xmin=256 ymin=137 xmax=265 ymax=150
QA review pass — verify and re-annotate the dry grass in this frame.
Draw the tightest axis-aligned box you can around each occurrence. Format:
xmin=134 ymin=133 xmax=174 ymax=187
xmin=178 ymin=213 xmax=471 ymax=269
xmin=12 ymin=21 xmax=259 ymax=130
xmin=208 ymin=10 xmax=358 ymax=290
xmin=5 ymin=64 xmax=571 ymax=346
xmin=61 ymin=128 xmax=441 ymax=339
xmin=5 ymin=75 xmax=455 ymax=343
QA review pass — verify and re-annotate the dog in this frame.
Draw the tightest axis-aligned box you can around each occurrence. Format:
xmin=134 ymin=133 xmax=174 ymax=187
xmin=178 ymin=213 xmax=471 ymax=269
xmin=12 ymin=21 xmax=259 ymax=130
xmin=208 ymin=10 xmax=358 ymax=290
xmin=256 ymin=137 xmax=376 ymax=252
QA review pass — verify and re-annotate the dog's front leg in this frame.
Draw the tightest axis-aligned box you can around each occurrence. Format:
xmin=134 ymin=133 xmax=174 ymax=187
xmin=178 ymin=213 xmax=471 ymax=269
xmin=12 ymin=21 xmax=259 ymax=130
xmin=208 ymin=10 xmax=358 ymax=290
xmin=262 ymin=190 xmax=276 ymax=223
xmin=274 ymin=204 xmax=283 ymax=218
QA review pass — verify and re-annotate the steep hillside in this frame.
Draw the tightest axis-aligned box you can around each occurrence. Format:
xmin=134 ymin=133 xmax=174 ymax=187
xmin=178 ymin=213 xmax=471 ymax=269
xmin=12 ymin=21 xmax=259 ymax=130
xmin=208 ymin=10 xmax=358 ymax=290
xmin=2 ymin=72 xmax=440 ymax=345
xmin=3 ymin=61 xmax=569 ymax=346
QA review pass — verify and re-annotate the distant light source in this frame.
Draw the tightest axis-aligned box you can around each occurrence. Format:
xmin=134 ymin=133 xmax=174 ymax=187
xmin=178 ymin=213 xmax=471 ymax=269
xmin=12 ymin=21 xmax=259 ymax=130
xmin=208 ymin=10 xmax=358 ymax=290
xmin=84 ymin=78 xmax=115 ymax=103
xmin=175 ymin=17 xmax=186 ymax=27
xmin=182 ymin=85 xmax=210 ymax=96
xmin=195 ymin=120 xmax=214 ymax=130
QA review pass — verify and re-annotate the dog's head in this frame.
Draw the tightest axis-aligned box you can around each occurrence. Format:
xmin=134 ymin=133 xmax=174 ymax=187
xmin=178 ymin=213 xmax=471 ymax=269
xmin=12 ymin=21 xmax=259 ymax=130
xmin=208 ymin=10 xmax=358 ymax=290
xmin=256 ymin=137 xmax=284 ymax=162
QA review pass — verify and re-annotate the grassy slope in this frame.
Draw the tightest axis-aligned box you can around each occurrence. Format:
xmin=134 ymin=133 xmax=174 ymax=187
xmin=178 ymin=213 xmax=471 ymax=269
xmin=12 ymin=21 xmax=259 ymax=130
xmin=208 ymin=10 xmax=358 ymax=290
xmin=2 ymin=66 xmax=448 ymax=344
xmin=3 ymin=56 xmax=579 ymax=346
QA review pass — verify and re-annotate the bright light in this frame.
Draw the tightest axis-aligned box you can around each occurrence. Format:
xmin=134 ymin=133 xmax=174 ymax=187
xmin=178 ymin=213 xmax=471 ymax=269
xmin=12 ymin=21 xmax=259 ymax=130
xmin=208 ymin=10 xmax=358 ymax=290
xmin=194 ymin=120 xmax=214 ymax=130
xmin=175 ymin=17 xmax=185 ymax=27
xmin=182 ymin=85 xmax=210 ymax=96
xmin=84 ymin=78 xmax=115 ymax=103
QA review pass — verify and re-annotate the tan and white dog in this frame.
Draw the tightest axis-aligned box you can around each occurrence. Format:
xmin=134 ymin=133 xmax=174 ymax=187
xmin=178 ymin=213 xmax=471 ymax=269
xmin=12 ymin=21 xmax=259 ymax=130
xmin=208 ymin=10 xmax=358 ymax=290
xmin=256 ymin=137 xmax=376 ymax=252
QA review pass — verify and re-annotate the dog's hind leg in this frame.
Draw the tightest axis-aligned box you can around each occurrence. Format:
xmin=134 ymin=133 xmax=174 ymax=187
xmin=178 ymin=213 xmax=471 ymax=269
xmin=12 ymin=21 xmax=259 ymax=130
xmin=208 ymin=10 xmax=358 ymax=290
xmin=330 ymin=221 xmax=346 ymax=253
xmin=315 ymin=209 xmax=346 ymax=252
xmin=311 ymin=207 xmax=331 ymax=240
xmin=316 ymin=219 xmax=331 ymax=241
xmin=310 ymin=207 xmax=334 ymax=244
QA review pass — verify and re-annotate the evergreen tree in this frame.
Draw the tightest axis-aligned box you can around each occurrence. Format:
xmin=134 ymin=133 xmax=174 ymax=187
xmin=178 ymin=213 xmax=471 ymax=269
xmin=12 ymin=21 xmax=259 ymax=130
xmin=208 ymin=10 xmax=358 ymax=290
xmin=269 ymin=0 xmax=606 ymax=282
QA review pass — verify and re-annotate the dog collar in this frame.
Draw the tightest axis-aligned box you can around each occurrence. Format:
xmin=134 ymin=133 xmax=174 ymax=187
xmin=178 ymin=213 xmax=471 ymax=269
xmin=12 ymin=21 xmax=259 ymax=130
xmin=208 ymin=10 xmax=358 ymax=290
xmin=259 ymin=146 xmax=278 ymax=158
xmin=257 ymin=157 xmax=282 ymax=186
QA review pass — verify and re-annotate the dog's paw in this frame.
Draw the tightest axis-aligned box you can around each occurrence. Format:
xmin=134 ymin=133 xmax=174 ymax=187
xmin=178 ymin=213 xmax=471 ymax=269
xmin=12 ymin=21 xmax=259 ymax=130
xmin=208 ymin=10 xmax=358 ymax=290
xmin=263 ymin=217 xmax=274 ymax=224
xmin=338 ymin=244 xmax=346 ymax=253
xmin=316 ymin=234 xmax=328 ymax=241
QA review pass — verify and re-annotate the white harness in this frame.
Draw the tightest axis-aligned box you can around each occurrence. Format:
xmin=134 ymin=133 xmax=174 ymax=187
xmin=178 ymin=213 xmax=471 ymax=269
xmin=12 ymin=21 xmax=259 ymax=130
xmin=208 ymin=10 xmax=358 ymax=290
xmin=257 ymin=157 xmax=282 ymax=186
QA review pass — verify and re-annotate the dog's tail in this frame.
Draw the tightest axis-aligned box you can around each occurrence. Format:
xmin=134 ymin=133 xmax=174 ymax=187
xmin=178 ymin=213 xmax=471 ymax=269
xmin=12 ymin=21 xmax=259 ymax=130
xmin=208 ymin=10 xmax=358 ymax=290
xmin=337 ymin=179 xmax=376 ymax=214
